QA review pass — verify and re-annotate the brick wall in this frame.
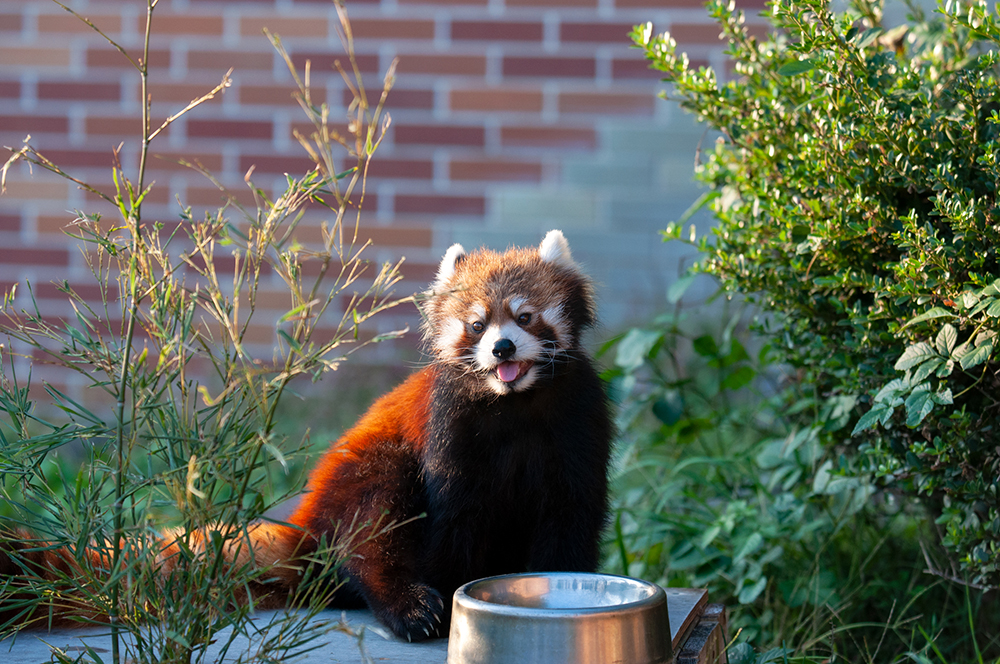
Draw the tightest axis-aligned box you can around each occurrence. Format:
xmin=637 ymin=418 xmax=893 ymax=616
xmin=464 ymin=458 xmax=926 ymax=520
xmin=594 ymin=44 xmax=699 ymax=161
xmin=0 ymin=0 xmax=767 ymax=391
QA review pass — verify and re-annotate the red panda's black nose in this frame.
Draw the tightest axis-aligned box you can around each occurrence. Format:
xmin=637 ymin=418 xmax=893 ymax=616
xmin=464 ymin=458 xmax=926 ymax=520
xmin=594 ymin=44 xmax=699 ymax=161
xmin=492 ymin=339 xmax=516 ymax=360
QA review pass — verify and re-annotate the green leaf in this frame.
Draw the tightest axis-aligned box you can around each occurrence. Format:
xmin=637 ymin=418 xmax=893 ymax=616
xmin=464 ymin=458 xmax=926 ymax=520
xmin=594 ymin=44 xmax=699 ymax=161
xmin=722 ymin=364 xmax=756 ymax=391
xmin=667 ymin=273 xmax=697 ymax=304
xmin=856 ymin=27 xmax=883 ymax=49
xmin=652 ymin=391 xmax=684 ymax=426
xmin=777 ymin=59 xmax=815 ymax=76
xmin=727 ymin=643 xmax=755 ymax=664
xmin=904 ymin=388 xmax=934 ymax=427
xmin=894 ymin=342 xmax=937 ymax=371
xmin=852 ymin=404 xmax=893 ymax=435
xmin=692 ymin=334 xmax=719 ymax=358
xmin=959 ymin=338 xmax=994 ymax=370
xmin=737 ymin=576 xmax=767 ymax=604
xmin=734 ymin=532 xmax=764 ymax=563
xmin=932 ymin=388 xmax=953 ymax=405
xmin=935 ymin=359 xmax=955 ymax=377
xmin=911 ymin=357 xmax=943 ymax=383
xmin=614 ymin=328 xmax=662 ymax=371
xmin=900 ymin=307 xmax=954 ymax=330
xmin=874 ymin=377 xmax=909 ymax=404
xmin=935 ymin=323 xmax=957 ymax=355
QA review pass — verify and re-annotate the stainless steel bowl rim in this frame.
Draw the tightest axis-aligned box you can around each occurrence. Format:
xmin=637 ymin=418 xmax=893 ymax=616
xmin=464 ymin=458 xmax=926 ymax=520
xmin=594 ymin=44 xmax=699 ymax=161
xmin=453 ymin=572 xmax=667 ymax=618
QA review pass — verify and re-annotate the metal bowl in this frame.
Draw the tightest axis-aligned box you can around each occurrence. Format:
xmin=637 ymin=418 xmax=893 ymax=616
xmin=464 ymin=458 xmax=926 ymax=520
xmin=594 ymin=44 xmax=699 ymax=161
xmin=447 ymin=572 xmax=672 ymax=664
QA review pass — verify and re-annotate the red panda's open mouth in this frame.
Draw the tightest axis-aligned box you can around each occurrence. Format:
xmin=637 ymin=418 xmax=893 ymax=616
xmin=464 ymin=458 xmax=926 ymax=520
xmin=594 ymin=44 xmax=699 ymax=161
xmin=495 ymin=361 xmax=534 ymax=383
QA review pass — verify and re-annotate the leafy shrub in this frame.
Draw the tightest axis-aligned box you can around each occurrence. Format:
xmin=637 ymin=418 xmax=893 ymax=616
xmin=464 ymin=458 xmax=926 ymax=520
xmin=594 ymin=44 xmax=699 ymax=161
xmin=604 ymin=296 xmax=1000 ymax=660
xmin=0 ymin=2 xmax=404 ymax=662
xmin=633 ymin=0 xmax=1000 ymax=586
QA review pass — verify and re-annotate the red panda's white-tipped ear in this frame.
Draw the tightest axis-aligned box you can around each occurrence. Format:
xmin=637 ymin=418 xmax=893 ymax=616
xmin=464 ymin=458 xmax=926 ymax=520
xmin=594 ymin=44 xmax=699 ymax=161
xmin=538 ymin=230 xmax=574 ymax=267
xmin=433 ymin=242 xmax=467 ymax=290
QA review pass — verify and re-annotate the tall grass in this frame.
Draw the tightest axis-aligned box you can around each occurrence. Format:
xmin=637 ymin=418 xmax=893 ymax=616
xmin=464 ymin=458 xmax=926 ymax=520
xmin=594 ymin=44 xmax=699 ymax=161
xmin=0 ymin=1 xmax=407 ymax=662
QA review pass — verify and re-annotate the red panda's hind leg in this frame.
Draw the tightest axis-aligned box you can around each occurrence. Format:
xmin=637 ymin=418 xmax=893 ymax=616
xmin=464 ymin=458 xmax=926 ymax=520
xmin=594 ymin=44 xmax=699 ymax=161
xmin=301 ymin=438 xmax=445 ymax=641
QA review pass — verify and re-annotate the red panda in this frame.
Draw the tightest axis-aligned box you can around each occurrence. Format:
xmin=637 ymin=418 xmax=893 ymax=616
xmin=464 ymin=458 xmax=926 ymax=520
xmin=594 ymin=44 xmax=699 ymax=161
xmin=0 ymin=230 xmax=613 ymax=643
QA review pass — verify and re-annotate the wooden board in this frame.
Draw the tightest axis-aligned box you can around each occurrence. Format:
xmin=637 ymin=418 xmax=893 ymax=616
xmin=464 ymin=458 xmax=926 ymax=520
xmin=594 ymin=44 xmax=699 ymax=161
xmin=666 ymin=587 xmax=709 ymax=650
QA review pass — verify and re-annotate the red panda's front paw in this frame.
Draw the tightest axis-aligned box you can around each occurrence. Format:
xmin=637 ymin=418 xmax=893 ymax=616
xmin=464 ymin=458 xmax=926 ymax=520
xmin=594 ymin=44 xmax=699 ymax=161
xmin=373 ymin=582 xmax=447 ymax=642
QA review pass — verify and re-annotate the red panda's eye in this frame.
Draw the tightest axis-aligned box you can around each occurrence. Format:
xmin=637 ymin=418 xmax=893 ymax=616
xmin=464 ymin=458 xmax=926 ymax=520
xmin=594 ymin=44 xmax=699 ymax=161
xmin=471 ymin=321 xmax=484 ymax=333
xmin=517 ymin=313 xmax=532 ymax=326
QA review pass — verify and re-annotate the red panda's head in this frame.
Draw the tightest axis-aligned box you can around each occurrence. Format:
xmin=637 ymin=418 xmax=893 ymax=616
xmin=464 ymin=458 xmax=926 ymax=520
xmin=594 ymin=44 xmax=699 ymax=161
xmin=421 ymin=230 xmax=596 ymax=395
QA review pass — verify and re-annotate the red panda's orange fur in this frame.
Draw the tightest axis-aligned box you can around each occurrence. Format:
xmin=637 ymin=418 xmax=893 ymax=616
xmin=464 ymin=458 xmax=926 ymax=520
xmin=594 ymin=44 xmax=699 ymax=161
xmin=0 ymin=231 xmax=613 ymax=642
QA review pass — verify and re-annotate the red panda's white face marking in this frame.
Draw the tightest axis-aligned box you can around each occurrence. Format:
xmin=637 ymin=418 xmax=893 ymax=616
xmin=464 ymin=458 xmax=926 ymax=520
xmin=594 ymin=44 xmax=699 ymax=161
xmin=472 ymin=295 xmax=546 ymax=394
xmin=422 ymin=230 xmax=596 ymax=396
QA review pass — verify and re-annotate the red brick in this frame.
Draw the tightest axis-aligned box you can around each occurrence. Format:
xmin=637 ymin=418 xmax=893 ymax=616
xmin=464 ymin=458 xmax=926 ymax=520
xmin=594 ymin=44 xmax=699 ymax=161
xmin=395 ymin=194 xmax=484 ymax=216
xmin=88 ymin=47 xmax=170 ymax=69
xmin=148 ymin=152 xmax=225 ymax=172
xmin=187 ymin=119 xmax=273 ymax=140
xmin=451 ymin=21 xmax=543 ymax=42
xmin=240 ymin=154 xmax=317 ymax=175
xmin=0 ymin=247 xmax=68 ymax=267
xmin=670 ymin=23 xmax=725 ymax=44
xmin=558 ymin=92 xmax=655 ymax=114
xmin=291 ymin=52 xmax=380 ymax=75
xmin=501 ymin=126 xmax=596 ymax=149
xmin=396 ymin=54 xmax=487 ymax=76
xmin=508 ymin=0 xmax=596 ymax=6
xmin=0 ymin=47 xmax=71 ymax=67
xmin=0 ymin=115 xmax=68 ymax=134
xmin=617 ymin=0 xmax=703 ymax=5
xmin=0 ymin=80 xmax=21 ymax=98
xmin=34 ymin=150 xmax=117 ymax=169
xmin=37 ymin=81 xmax=121 ymax=101
xmin=612 ymin=57 xmax=663 ymax=79
xmin=368 ymin=159 xmax=434 ymax=179
xmin=289 ymin=218 xmax=421 ymax=248
xmin=451 ymin=88 xmax=543 ymax=113
xmin=356 ymin=226 xmax=434 ymax=247
xmin=188 ymin=50 xmax=273 ymax=71
xmin=242 ymin=84 xmax=327 ymax=106
xmin=395 ymin=261 xmax=438 ymax=282
xmin=397 ymin=0 xmax=487 ymax=5
xmin=450 ymin=159 xmax=543 ymax=182
xmin=86 ymin=116 xmax=143 ymax=136
xmin=289 ymin=121 xmax=351 ymax=140
xmin=83 ymin=185 xmax=170 ymax=205
xmin=0 ymin=212 xmax=19 ymax=232
xmin=145 ymin=81 xmax=228 ymax=104
xmin=344 ymin=87 xmax=434 ymax=110
xmin=0 ymin=13 xmax=22 ymax=32
xmin=560 ymin=22 xmax=636 ymax=43
xmin=35 ymin=282 xmax=117 ymax=302
xmin=394 ymin=124 xmax=485 ymax=147
xmin=503 ymin=56 xmax=595 ymax=78
xmin=37 ymin=13 xmax=122 ymax=34
xmin=351 ymin=18 xmax=436 ymax=40
xmin=187 ymin=186 xmax=260 ymax=208
xmin=241 ymin=16 xmax=329 ymax=38
xmin=151 ymin=15 xmax=225 ymax=35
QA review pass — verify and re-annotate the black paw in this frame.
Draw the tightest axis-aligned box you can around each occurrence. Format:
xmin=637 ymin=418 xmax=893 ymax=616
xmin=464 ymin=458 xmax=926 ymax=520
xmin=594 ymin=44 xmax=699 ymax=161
xmin=373 ymin=582 xmax=447 ymax=642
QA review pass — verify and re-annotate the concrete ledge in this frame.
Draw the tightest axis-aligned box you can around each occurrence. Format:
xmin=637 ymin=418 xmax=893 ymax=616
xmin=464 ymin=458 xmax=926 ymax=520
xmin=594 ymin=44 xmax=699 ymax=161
xmin=2 ymin=588 xmax=721 ymax=662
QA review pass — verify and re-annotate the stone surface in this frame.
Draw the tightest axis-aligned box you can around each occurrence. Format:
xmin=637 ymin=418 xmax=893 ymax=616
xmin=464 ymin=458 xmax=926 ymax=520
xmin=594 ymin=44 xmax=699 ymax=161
xmin=0 ymin=588 xmax=711 ymax=662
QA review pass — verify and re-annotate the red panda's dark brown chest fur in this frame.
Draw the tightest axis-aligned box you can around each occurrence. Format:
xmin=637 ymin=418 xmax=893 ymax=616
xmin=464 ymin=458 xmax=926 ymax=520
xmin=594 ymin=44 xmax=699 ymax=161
xmin=288 ymin=230 xmax=612 ymax=641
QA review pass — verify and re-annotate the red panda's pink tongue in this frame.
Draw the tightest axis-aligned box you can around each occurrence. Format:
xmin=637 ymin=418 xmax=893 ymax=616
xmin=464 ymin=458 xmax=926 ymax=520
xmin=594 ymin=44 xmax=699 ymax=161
xmin=497 ymin=361 xmax=521 ymax=383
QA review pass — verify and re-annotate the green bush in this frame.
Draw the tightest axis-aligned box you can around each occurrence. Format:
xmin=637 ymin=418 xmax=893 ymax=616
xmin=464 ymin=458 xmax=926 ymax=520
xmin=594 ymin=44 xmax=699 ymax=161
xmin=604 ymin=299 xmax=1000 ymax=660
xmin=634 ymin=0 xmax=1000 ymax=586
